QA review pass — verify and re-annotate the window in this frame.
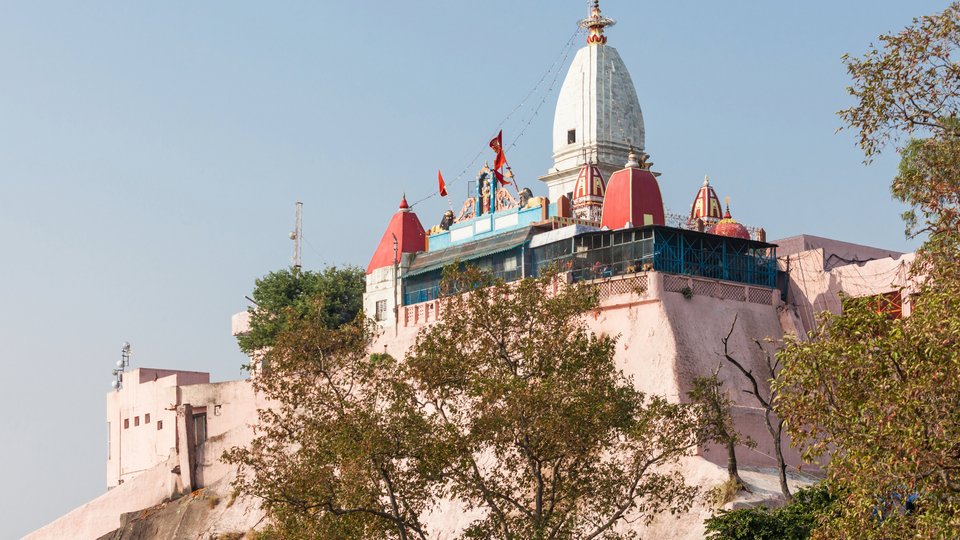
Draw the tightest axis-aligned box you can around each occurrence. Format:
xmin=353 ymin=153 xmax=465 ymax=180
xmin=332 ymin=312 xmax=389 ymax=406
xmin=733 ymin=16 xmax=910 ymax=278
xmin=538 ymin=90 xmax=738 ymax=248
xmin=375 ymin=299 xmax=388 ymax=322
xmin=144 ymin=413 xmax=150 ymax=424
xmin=567 ymin=129 xmax=576 ymax=144
xmin=157 ymin=420 xmax=163 ymax=430
xmin=124 ymin=419 xmax=129 ymax=429
xmin=193 ymin=413 xmax=207 ymax=445
xmin=134 ymin=416 xmax=140 ymax=427
xmin=107 ymin=422 xmax=111 ymax=460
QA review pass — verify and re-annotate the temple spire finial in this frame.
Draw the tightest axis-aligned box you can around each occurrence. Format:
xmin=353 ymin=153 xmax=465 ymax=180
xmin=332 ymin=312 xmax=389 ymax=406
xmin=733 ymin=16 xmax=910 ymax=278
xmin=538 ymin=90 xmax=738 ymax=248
xmin=579 ymin=0 xmax=616 ymax=45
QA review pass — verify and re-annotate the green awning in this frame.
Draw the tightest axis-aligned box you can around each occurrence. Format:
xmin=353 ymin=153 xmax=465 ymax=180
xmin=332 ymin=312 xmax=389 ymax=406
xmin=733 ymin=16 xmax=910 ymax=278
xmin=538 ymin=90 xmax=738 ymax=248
xmin=407 ymin=228 xmax=534 ymax=277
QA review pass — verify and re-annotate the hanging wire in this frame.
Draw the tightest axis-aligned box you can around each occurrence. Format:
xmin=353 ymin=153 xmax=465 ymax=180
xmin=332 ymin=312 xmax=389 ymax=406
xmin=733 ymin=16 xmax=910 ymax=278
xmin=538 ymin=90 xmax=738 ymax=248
xmin=408 ymin=27 xmax=584 ymax=209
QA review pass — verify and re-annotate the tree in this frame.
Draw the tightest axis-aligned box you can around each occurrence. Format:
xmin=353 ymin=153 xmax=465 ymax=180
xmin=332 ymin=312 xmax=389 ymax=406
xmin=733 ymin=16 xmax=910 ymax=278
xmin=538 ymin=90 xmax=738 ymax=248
xmin=224 ymin=309 xmax=449 ymax=540
xmin=838 ymin=3 xmax=960 ymax=159
xmin=237 ymin=266 xmax=365 ymax=354
xmin=688 ymin=366 xmax=753 ymax=494
xmin=720 ymin=317 xmax=791 ymax=502
xmin=774 ymin=4 xmax=960 ymax=537
xmin=404 ymin=267 xmax=706 ymax=539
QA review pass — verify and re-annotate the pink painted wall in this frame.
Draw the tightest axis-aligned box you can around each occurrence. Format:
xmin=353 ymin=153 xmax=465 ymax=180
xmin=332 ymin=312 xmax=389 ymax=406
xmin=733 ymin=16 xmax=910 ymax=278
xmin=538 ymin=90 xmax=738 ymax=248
xmin=106 ymin=368 xmax=257 ymax=489
xmin=25 ymin=455 xmax=183 ymax=540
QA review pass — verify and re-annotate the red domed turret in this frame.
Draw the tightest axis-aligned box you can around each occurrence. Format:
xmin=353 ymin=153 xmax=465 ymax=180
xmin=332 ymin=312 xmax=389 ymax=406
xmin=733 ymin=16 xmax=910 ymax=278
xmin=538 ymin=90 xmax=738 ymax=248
xmin=690 ymin=175 xmax=723 ymax=224
xmin=600 ymin=151 xmax=665 ymax=229
xmin=366 ymin=195 xmax=427 ymax=274
xmin=572 ymin=163 xmax=606 ymax=222
xmin=707 ymin=205 xmax=751 ymax=240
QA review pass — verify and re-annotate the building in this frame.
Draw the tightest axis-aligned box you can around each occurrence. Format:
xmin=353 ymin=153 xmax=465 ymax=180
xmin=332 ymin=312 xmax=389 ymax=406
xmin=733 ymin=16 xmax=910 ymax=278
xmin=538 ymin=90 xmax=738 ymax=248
xmin=29 ymin=3 xmax=915 ymax=539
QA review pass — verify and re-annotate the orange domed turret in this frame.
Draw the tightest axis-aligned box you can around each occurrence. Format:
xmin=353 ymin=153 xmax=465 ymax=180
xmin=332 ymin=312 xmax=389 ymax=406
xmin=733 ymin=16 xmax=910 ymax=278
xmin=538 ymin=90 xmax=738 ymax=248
xmin=690 ymin=175 xmax=723 ymax=224
xmin=707 ymin=204 xmax=751 ymax=240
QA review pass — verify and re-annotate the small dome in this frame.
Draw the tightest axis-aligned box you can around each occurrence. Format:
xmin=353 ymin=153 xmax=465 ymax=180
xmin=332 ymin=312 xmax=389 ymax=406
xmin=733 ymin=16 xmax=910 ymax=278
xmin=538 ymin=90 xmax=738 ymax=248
xmin=707 ymin=205 xmax=751 ymax=240
xmin=572 ymin=163 xmax=606 ymax=222
xmin=573 ymin=163 xmax=606 ymax=202
xmin=690 ymin=176 xmax=722 ymax=222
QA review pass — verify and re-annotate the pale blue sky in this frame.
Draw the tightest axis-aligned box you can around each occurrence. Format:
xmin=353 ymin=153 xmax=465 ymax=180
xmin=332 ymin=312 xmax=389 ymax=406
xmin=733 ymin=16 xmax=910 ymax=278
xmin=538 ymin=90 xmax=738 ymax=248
xmin=0 ymin=1 xmax=947 ymax=537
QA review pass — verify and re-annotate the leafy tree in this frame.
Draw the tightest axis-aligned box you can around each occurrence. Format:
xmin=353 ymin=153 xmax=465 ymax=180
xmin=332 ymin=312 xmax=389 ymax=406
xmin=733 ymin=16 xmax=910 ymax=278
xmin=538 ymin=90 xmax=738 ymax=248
xmin=838 ymin=3 xmax=960 ymax=159
xmin=224 ymin=310 xmax=448 ymax=540
xmin=704 ymin=484 xmax=835 ymax=540
xmin=237 ymin=266 xmax=365 ymax=354
xmin=688 ymin=366 xmax=753 ymax=493
xmin=775 ymin=4 xmax=960 ymax=537
xmin=404 ymin=267 xmax=706 ymax=539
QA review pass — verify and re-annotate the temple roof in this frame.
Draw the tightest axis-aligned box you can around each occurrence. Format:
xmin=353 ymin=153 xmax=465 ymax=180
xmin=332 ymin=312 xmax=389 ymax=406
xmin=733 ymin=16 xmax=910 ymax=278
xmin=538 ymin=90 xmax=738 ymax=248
xmin=707 ymin=206 xmax=751 ymax=240
xmin=366 ymin=195 xmax=427 ymax=274
xmin=549 ymin=5 xmax=644 ymax=176
xmin=405 ymin=227 xmax=534 ymax=277
xmin=690 ymin=176 xmax=723 ymax=222
xmin=572 ymin=163 xmax=606 ymax=204
xmin=600 ymin=160 xmax=665 ymax=230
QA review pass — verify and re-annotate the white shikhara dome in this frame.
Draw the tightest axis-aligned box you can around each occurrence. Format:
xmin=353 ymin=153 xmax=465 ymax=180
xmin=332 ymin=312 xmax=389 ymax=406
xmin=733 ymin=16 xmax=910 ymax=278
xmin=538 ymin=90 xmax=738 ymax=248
xmin=552 ymin=43 xmax=645 ymax=173
xmin=539 ymin=3 xmax=647 ymax=202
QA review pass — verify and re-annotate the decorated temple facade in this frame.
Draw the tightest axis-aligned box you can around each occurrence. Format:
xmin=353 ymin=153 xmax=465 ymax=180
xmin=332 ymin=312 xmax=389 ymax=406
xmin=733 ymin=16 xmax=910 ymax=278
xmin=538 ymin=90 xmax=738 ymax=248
xmin=363 ymin=2 xmax=778 ymax=329
xmin=364 ymin=151 xmax=778 ymax=327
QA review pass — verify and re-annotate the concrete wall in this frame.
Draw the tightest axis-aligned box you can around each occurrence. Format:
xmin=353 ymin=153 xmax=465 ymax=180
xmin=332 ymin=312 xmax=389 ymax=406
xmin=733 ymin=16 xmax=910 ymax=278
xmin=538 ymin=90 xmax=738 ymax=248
xmin=37 ymin=374 xmax=263 ymax=539
xmin=106 ymin=369 xmax=209 ymax=487
xmin=381 ymin=270 xmax=798 ymax=471
xmin=107 ymin=369 xmax=258 ymax=491
xmin=25 ymin=455 xmax=182 ymax=540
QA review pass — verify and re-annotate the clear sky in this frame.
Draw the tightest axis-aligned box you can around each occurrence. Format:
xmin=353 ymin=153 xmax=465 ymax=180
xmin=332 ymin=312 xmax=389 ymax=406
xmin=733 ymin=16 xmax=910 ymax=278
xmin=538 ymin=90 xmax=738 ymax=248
xmin=0 ymin=1 xmax=948 ymax=537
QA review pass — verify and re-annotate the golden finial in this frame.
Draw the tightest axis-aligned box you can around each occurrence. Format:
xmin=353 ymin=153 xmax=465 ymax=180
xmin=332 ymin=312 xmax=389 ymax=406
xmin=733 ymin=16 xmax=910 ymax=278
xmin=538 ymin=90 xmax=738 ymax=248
xmin=579 ymin=0 xmax=615 ymax=45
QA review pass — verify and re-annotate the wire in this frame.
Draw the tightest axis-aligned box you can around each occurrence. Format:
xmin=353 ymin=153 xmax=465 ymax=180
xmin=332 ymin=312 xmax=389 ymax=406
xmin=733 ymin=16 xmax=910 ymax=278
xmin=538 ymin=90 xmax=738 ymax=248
xmin=408 ymin=27 xmax=584 ymax=209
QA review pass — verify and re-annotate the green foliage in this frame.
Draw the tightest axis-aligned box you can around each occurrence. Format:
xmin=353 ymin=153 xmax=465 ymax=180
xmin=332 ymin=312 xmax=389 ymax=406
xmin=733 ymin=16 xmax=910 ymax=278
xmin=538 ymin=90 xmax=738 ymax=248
xmin=894 ymin=136 xmax=960 ymax=242
xmin=236 ymin=266 xmax=364 ymax=354
xmin=227 ymin=266 xmax=707 ymax=539
xmin=225 ymin=307 xmax=447 ymax=540
xmin=838 ymin=3 xmax=960 ymax=158
xmin=704 ymin=484 xmax=835 ymax=540
xmin=406 ymin=267 xmax=706 ymax=539
xmin=771 ymin=4 xmax=960 ymax=537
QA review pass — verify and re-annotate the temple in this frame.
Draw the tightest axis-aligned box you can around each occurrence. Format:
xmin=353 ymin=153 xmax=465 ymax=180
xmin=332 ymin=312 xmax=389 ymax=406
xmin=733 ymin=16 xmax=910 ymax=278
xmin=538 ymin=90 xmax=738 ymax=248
xmin=362 ymin=3 xmax=777 ymax=332
xmin=28 ymin=3 xmax=917 ymax=539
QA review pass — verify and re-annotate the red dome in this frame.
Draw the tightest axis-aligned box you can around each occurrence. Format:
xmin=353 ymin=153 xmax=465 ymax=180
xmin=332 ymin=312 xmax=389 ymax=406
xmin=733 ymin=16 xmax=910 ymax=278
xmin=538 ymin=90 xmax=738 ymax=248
xmin=707 ymin=207 xmax=750 ymax=240
xmin=600 ymin=166 xmax=665 ymax=229
xmin=366 ymin=196 xmax=426 ymax=274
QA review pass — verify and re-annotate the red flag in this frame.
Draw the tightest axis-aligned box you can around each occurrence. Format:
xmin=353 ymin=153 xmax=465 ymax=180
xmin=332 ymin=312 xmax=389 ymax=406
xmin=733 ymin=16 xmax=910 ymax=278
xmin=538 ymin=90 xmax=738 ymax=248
xmin=438 ymin=170 xmax=447 ymax=197
xmin=494 ymin=149 xmax=507 ymax=170
xmin=490 ymin=130 xmax=507 ymax=170
xmin=492 ymin=168 xmax=509 ymax=186
xmin=488 ymin=130 xmax=503 ymax=152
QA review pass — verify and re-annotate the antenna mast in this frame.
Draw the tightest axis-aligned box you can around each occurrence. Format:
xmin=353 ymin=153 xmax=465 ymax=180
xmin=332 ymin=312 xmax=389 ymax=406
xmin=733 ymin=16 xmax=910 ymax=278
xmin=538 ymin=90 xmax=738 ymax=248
xmin=290 ymin=201 xmax=303 ymax=276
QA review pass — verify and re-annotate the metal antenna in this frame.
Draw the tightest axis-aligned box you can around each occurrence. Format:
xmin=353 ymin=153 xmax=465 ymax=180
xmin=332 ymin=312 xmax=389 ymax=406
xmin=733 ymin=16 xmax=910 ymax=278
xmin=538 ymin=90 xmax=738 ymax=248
xmin=111 ymin=342 xmax=131 ymax=391
xmin=290 ymin=201 xmax=303 ymax=276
